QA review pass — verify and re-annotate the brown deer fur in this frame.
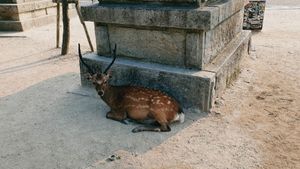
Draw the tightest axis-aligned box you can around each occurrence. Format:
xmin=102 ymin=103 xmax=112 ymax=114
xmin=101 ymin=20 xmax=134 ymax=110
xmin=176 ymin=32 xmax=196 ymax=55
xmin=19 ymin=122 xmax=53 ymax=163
xmin=78 ymin=44 xmax=184 ymax=133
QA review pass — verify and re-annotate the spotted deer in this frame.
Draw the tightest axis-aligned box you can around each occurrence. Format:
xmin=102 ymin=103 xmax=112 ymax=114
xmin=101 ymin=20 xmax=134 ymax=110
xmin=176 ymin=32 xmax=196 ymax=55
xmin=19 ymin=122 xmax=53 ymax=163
xmin=78 ymin=44 xmax=184 ymax=132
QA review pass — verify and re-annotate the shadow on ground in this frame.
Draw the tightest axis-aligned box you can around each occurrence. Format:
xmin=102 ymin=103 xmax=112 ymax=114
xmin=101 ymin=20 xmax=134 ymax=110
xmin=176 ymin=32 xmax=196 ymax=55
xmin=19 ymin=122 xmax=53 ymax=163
xmin=0 ymin=73 xmax=206 ymax=169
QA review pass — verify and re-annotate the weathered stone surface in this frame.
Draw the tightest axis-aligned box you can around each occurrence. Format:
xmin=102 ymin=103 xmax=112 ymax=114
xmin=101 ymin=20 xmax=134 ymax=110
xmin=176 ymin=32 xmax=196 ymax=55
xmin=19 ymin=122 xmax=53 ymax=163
xmin=100 ymin=0 xmax=197 ymax=2
xmin=100 ymin=25 xmax=186 ymax=66
xmin=0 ymin=6 xmax=56 ymax=21
xmin=185 ymin=32 xmax=204 ymax=69
xmin=208 ymin=0 xmax=245 ymax=23
xmin=17 ymin=0 xmax=56 ymax=13
xmin=81 ymin=4 xmax=211 ymax=30
xmin=81 ymin=0 xmax=244 ymax=31
xmin=80 ymin=53 xmax=215 ymax=112
xmin=0 ymin=5 xmax=18 ymax=16
xmin=81 ymin=4 xmax=232 ymax=30
xmin=84 ymin=0 xmax=245 ymax=69
xmin=98 ymin=0 xmax=215 ymax=7
xmin=203 ymin=10 xmax=243 ymax=64
xmin=95 ymin=24 xmax=111 ymax=56
xmin=0 ymin=21 xmax=23 ymax=31
xmin=0 ymin=14 xmax=56 ymax=31
xmin=0 ymin=0 xmax=56 ymax=14
xmin=243 ymin=0 xmax=266 ymax=30
xmin=93 ymin=9 xmax=243 ymax=69
xmin=0 ymin=0 xmax=39 ymax=3
xmin=0 ymin=0 xmax=76 ymax=31
xmin=205 ymin=30 xmax=251 ymax=97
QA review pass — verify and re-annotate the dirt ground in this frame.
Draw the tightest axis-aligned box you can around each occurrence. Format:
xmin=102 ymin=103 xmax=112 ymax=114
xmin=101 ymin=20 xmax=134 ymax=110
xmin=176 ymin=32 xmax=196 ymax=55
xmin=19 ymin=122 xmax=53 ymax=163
xmin=0 ymin=1 xmax=299 ymax=169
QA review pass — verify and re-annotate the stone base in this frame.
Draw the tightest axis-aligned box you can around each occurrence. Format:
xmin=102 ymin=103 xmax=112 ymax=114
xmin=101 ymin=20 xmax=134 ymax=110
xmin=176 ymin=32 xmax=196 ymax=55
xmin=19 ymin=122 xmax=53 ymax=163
xmin=82 ymin=0 xmax=245 ymax=70
xmin=0 ymin=14 xmax=56 ymax=31
xmin=0 ymin=0 xmax=76 ymax=31
xmin=80 ymin=31 xmax=251 ymax=113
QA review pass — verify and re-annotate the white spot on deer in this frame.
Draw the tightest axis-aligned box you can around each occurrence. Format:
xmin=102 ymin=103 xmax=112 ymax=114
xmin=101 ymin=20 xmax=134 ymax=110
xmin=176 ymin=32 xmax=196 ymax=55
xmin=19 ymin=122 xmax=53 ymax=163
xmin=179 ymin=113 xmax=185 ymax=123
xmin=167 ymin=101 xmax=171 ymax=104
xmin=155 ymin=100 xmax=165 ymax=105
xmin=172 ymin=114 xmax=180 ymax=122
xmin=139 ymin=98 xmax=149 ymax=101
xmin=126 ymin=95 xmax=148 ymax=102
xmin=125 ymin=95 xmax=137 ymax=101
xmin=136 ymin=105 xmax=150 ymax=109
xmin=172 ymin=113 xmax=185 ymax=123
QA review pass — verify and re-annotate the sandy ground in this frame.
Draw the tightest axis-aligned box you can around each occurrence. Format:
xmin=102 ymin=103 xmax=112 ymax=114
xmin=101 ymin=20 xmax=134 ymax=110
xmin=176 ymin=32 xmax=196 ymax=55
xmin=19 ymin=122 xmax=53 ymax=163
xmin=0 ymin=1 xmax=299 ymax=169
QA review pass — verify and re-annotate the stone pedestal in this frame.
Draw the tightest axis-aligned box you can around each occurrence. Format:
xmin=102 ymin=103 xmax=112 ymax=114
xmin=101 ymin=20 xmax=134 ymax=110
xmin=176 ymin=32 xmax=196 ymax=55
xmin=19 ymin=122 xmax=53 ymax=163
xmin=0 ymin=0 xmax=57 ymax=31
xmin=80 ymin=0 xmax=251 ymax=113
xmin=243 ymin=0 xmax=266 ymax=30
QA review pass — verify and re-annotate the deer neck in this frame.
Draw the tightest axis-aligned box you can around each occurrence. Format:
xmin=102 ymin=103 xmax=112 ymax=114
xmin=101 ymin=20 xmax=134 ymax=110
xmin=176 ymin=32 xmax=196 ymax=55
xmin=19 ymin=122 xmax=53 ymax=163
xmin=98 ymin=85 xmax=119 ymax=107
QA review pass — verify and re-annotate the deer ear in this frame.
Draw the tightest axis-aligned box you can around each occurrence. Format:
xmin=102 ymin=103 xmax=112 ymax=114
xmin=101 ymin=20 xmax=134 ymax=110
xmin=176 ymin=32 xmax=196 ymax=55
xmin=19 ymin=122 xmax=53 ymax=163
xmin=106 ymin=70 xmax=112 ymax=78
xmin=85 ymin=73 xmax=92 ymax=80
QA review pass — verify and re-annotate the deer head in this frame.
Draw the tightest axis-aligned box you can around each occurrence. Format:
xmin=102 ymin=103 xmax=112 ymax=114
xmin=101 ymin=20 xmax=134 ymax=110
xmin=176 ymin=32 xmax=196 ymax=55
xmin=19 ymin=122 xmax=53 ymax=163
xmin=78 ymin=43 xmax=117 ymax=96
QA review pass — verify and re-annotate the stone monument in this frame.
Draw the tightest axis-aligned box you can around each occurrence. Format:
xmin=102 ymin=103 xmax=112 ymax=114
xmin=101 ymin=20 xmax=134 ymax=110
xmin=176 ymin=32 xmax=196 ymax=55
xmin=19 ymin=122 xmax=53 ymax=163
xmin=79 ymin=0 xmax=251 ymax=113
xmin=0 ymin=0 xmax=57 ymax=31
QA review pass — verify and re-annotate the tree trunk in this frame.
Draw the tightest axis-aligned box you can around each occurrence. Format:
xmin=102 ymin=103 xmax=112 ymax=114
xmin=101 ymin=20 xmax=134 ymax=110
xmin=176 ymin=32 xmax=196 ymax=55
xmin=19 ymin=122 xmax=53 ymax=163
xmin=56 ymin=2 xmax=60 ymax=48
xmin=61 ymin=0 xmax=70 ymax=55
xmin=75 ymin=2 xmax=94 ymax=52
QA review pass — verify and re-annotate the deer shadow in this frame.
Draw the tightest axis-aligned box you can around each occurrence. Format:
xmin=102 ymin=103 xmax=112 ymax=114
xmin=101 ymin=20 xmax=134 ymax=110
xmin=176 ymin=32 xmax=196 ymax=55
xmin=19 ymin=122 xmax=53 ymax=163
xmin=0 ymin=73 xmax=207 ymax=169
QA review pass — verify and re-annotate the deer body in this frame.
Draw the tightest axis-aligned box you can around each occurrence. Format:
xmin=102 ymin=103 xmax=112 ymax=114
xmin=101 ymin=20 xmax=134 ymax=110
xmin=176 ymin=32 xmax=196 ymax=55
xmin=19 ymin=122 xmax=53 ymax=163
xmin=78 ymin=44 xmax=184 ymax=132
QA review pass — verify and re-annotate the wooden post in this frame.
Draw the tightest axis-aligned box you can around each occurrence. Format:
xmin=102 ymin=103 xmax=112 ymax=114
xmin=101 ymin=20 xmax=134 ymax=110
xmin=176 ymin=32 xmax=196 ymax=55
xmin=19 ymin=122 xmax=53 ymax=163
xmin=61 ymin=0 xmax=70 ymax=55
xmin=75 ymin=1 xmax=94 ymax=52
xmin=56 ymin=2 xmax=60 ymax=48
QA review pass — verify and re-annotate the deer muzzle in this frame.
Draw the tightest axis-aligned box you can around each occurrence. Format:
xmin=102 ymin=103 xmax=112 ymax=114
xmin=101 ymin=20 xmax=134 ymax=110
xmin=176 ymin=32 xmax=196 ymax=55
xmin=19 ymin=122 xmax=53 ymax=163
xmin=98 ymin=90 xmax=105 ymax=97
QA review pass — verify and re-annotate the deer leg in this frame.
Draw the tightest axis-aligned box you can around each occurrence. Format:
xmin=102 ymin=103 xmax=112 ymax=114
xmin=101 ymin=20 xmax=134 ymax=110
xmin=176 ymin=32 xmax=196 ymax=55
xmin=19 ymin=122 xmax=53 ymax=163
xmin=131 ymin=122 xmax=171 ymax=133
xmin=159 ymin=123 xmax=171 ymax=132
xmin=152 ymin=112 xmax=171 ymax=132
xmin=106 ymin=111 xmax=127 ymax=124
xmin=131 ymin=126 xmax=161 ymax=133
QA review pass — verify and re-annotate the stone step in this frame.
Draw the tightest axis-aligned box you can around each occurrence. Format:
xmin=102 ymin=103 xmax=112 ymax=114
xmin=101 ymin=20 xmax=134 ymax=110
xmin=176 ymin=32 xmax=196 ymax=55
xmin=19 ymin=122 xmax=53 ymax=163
xmin=98 ymin=0 xmax=207 ymax=6
xmin=204 ymin=30 xmax=251 ymax=98
xmin=81 ymin=0 xmax=244 ymax=31
xmin=0 ymin=13 xmax=56 ymax=31
xmin=0 ymin=0 xmax=78 ymax=31
xmin=0 ymin=0 xmax=56 ymax=15
xmin=0 ymin=0 xmax=42 ymax=4
xmin=0 ymin=4 xmax=56 ymax=21
xmin=79 ymin=31 xmax=251 ymax=113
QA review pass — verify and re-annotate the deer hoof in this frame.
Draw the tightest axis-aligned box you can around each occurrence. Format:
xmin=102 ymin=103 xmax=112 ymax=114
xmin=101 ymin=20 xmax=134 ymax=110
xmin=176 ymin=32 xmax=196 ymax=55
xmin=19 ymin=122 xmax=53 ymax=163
xmin=121 ymin=119 xmax=130 ymax=125
xmin=153 ymin=128 xmax=161 ymax=132
xmin=106 ymin=112 xmax=112 ymax=119
xmin=132 ymin=128 xmax=141 ymax=133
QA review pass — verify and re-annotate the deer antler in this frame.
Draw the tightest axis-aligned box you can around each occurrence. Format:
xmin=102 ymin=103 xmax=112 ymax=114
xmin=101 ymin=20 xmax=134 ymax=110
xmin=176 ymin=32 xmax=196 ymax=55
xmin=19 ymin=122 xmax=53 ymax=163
xmin=103 ymin=44 xmax=117 ymax=74
xmin=78 ymin=43 xmax=95 ymax=75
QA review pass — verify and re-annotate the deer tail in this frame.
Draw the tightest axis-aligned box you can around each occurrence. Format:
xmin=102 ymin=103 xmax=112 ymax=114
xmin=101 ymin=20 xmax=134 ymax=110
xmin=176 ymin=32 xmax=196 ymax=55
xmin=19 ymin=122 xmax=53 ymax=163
xmin=178 ymin=107 xmax=185 ymax=123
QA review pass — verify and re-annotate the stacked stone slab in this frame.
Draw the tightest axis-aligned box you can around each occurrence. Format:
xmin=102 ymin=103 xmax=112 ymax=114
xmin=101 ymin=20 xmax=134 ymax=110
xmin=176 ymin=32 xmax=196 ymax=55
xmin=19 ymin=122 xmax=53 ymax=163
xmin=80 ymin=0 xmax=251 ymax=113
xmin=243 ymin=0 xmax=266 ymax=30
xmin=0 ymin=0 xmax=56 ymax=31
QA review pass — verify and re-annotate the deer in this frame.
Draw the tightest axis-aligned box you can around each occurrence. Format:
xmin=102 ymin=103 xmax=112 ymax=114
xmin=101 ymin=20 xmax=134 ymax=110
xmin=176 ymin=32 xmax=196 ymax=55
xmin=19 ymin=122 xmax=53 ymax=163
xmin=78 ymin=44 xmax=184 ymax=133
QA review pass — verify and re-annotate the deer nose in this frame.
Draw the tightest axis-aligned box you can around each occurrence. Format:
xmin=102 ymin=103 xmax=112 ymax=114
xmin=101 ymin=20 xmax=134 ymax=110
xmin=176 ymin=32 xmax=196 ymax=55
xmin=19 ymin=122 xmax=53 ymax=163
xmin=98 ymin=90 xmax=104 ymax=97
